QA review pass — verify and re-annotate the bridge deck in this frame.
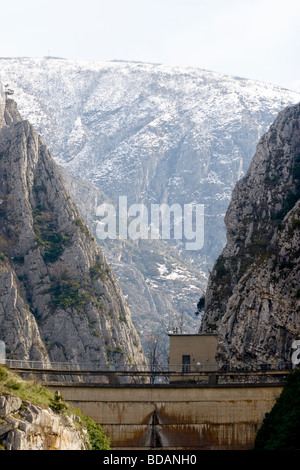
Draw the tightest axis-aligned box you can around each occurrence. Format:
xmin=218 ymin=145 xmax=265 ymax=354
xmin=9 ymin=366 xmax=291 ymax=387
xmin=9 ymin=367 xmax=291 ymax=376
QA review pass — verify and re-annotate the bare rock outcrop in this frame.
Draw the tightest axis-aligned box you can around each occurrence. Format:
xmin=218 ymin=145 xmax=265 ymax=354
xmin=0 ymin=88 xmax=147 ymax=372
xmin=200 ymin=102 xmax=300 ymax=368
xmin=0 ymin=394 xmax=88 ymax=450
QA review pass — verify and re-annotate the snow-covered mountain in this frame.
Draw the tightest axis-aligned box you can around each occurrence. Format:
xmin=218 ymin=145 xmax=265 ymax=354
xmin=1 ymin=57 xmax=299 ymax=339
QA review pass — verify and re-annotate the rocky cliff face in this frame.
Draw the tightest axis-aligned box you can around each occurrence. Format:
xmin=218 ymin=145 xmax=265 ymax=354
xmin=200 ymin=103 xmax=300 ymax=368
xmin=0 ymin=92 xmax=146 ymax=371
xmin=0 ymin=393 xmax=88 ymax=450
xmin=61 ymin=168 xmax=204 ymax=339
xmin=1 ymin=57 xmax=299 ymax=339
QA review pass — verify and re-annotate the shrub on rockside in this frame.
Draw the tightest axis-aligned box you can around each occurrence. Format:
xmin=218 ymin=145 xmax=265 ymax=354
xmin=255 ymin=369 xmax=300 ymax=450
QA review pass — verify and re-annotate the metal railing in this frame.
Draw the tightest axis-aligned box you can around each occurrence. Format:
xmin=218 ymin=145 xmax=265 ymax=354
xmin=5 ymin=359 xmax=294 ymax=373
xmin=6 ymin=359 xmax=127 ymax=371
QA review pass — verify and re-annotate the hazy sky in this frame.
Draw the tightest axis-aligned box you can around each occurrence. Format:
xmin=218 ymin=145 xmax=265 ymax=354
xmin=1 ymin=0 xmax=300 ymax=91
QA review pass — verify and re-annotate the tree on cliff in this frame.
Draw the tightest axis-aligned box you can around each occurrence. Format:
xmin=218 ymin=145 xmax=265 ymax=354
xmin=255 ymin=369 xmax=300 ymax=450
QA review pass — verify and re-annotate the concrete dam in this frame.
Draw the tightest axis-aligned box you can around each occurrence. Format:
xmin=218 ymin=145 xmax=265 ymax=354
xmin=7 ymin=332 xmax=291 ymax=449
xmin=46 ymin=378 xmax=284 ymax=450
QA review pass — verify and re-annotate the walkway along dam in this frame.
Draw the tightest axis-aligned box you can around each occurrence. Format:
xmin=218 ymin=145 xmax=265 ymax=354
xmin=9 ymin=362 xmax=290 ymax=450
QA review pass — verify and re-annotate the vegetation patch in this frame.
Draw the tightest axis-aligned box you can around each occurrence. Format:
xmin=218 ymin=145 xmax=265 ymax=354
xmin=291 ymin=218 xmax=300 ymax=231
xmin=90 ymin=260 xmax=110 ymax=281
xmin=74 ymin=218 xmax=90 ymax=236
xmin=255 ymin=369 xmax=300 ymax=450
xmin=106 ymin=345 xmax=124 ymax=361
xmin=33 ymin=205 xmax=71 ymax=263
xmin=205 ymin=322 xmax=218 ymax=332
xmin=210 ymin=255 xmax=233 ymax=301
xmin=0 ymin=232 xmax=17 ymax=257
xmin=49 ymin=278 xmax=89 ymax=312
xmin=274 ymin=153 xmax=300 ymax=221
xmin=213 ymin=255 xmax=229 ymax=280
xmin=0 ymin=365 xmax=54 ymax=408
xmin=264 ymin=173 xmax=281 ymax=187
xmin=0 ymin=365 xmax=110 ymax=450
xmin=195 ymin=294 xmax=205 ymax=316
xmin=49 ymin=392 xmax=68 ymax=414
xmin=75 ymin=409 xmax=111 ymax=450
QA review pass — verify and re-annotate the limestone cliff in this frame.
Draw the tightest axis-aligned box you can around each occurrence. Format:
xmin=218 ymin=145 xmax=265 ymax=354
xmin=0 ymin=92 xmax=147 ymax=371
xmin=200 ymin=102 xmax=300 ymax=368
xmin=0 ymin=393 xmax=89 ymax=450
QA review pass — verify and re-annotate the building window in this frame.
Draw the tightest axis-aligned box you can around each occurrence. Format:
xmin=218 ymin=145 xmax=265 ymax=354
xmin=182 ymin=355 xmax=190 ymax=372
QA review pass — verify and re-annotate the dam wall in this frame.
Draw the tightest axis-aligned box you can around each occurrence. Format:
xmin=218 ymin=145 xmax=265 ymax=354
xmin=47 ymin=384 xmax=283 ymax=450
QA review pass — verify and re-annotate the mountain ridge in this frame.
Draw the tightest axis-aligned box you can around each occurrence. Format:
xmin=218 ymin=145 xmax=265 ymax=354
xmin=1 ymin=57 xmax=299 ymax=338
